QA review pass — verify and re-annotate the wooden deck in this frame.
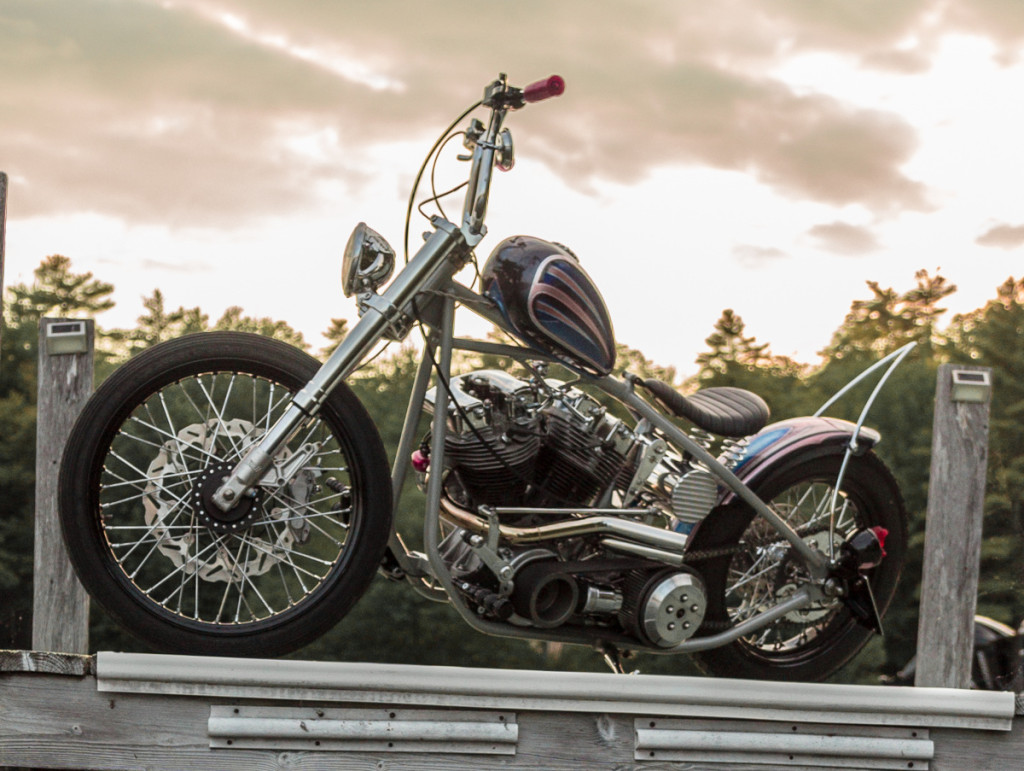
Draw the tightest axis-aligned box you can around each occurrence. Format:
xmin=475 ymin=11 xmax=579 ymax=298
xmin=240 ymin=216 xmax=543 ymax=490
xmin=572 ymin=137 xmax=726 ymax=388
xmin=1 ymin=649 xmax=1020 ymax=770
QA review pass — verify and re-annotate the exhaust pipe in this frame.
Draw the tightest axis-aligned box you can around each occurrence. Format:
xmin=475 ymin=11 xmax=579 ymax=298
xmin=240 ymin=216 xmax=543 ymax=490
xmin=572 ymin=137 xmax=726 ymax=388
xmin=439 ymin=499 xmax=691 ymax=554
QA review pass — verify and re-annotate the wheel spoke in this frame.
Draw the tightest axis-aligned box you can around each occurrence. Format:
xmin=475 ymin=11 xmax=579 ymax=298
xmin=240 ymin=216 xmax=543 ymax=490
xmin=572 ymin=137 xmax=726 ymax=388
xmin=727 ymin=478 xmax=858 ymax=654
xmin=72 ymin=342 xmax=390 ymax=652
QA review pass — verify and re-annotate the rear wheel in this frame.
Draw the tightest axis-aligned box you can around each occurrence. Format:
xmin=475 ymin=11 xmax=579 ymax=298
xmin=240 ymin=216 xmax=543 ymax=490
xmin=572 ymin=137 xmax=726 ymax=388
xmin=59 ymin=332 xmax=393 ymax=656
xmin=693 ymin=451 xmax=906 ymax=681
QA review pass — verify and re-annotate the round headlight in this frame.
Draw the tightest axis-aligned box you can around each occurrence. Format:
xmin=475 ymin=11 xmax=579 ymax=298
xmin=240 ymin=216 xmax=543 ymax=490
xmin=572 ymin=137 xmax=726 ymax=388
xmin=342 ymin=222 xmax=396 ymax=297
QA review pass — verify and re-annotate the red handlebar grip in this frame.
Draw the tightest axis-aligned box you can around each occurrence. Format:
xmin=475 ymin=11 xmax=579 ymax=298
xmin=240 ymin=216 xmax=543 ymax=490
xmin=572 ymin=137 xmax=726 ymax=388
xmin=523 ymin=75 xmax=566 ymax=103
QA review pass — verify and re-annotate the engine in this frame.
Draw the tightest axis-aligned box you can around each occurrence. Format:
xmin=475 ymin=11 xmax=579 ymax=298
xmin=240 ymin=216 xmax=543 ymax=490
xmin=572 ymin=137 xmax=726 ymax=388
xmin=421 ymin=369 xmax=716 ymax=648
xmin=424 ymin=370 xmax=636 ymax=514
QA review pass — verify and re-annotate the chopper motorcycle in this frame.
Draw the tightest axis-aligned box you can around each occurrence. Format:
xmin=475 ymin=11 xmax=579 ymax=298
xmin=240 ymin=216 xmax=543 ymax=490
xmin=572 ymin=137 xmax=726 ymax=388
xmin=59 ymin=74 xmax=909 ymax=681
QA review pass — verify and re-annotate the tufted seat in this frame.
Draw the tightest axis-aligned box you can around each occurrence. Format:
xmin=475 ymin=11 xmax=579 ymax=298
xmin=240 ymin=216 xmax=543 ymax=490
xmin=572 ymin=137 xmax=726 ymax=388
xmin=641 ymin=380 xmax=770 ymax=438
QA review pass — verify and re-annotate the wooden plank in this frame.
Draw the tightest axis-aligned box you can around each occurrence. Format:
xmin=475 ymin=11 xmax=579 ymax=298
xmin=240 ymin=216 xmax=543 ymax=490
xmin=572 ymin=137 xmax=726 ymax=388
xmin=0 ymin=652 xmax=1016 ymax=770
xmin=916 ymin=364 xmax=992 ymax=689
xmin=0 ymin=649 xmax=94 ymax=676
xmin=1 ymin=672 xmax=940 ymax=771
xmin=32 ymin=318 xmax=94 ymax=654
xmin=931 ymin=725 xmax=1024 ymax=770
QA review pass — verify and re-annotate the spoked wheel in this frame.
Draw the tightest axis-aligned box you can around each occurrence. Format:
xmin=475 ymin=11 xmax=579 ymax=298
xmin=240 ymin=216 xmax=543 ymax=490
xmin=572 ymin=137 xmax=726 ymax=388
xmin=694 ymin=451 xmax=906 ymax=681
xmin=59 ymin=332 xmax=392 ymax=656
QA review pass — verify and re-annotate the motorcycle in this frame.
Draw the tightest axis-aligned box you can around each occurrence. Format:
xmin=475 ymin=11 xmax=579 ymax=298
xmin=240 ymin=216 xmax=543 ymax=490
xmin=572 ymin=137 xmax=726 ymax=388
xmin=58 ymin=74 xmax=910 ymax=681
xmin=883 ymin=616 xmax=1024 ymax=691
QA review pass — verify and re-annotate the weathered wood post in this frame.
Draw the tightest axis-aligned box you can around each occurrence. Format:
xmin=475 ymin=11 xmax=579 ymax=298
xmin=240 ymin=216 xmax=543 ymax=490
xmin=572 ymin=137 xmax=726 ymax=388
xmin=1 ymin=170 xmax=7 ymax=352
xmin=915 ymin=363 xmax=993 ymax=688
xmin=32 ymin=317 xmax=94 ymax=653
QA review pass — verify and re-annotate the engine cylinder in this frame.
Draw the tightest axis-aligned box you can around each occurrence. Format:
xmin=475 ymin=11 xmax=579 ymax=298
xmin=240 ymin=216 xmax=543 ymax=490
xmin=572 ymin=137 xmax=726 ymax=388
xmin=443 ymin=427 xmax=539 ymax=506
xmin=529 ymin=406 xmax=629 ymax=507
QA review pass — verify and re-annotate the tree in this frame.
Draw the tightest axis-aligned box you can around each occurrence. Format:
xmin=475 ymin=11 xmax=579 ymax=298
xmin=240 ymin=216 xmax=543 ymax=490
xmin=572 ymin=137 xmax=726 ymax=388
xmin=694 ymin=308 xmax=808 ymax=419
xmin=5 ymin=255 xmax=115 ymax=323
xmin=320 ymin=317 xmax=349 ymax=357
xmin=124 ymin=289 xmax=209 ymax=352
xmin=696 ymin=308 xmax=772 ymax=376
xmin=213 ymin=306 xmax=309 ymax=349
xmin=616 ymin=342 xmax=678 ymax=385
xmin=820 ymin=269 xmax=956 ymax=361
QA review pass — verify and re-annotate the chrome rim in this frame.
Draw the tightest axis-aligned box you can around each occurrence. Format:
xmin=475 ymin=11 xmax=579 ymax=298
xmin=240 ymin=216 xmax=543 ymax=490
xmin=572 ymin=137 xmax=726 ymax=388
xmin=726 ymin=479 xmax=860 ymax=654
xmin=97 ymin=371 xmax=354 ymax=626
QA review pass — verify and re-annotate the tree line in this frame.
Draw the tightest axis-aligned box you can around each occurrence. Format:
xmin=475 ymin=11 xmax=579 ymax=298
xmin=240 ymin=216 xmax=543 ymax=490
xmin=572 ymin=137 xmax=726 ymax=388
xmin=1 ymin=256 xmax=1022 ymax=682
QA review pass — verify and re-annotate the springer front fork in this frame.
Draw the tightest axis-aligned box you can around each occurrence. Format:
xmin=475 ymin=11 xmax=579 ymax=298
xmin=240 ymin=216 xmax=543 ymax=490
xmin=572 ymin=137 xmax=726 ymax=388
xmin=209 ymin=100 xmax=512 ymax=514
xmin=209 ymin=217 xmax=474 ymax=512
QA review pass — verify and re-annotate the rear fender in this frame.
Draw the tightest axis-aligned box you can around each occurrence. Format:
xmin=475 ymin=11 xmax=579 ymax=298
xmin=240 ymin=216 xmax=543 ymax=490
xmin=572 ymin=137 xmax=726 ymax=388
xmin=686 ymin=417 xmax=879 ymax=551
xmin=721 ymin=416 xmax=879 ymax=506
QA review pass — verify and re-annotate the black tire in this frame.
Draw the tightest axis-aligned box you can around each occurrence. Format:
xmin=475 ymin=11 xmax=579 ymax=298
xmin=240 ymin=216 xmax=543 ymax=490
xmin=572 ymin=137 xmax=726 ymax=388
xmin=692 ymin=451 xmax=907 ymax=681
xmin=59 ymin=332 xmax=393 ymax=657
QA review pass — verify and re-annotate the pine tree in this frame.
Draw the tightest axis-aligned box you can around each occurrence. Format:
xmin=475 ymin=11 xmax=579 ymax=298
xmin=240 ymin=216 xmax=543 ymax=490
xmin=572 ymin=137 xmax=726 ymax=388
xmin=126 ymin=289 xmax=209 ymax=352
xmin=320 ymin=317 xmax=349 ymax=357
xmin=693 ymin=308 xmax=807 ymax=419
xmin=213 ymin=306 xmax=308 ymax=349
xmin=820 ymin=269 xmax=955 ymax=361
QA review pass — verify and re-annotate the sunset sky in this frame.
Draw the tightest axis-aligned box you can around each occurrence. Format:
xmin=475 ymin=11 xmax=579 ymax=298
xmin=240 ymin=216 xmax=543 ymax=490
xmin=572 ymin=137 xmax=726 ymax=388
xmin=3 ymin=0 xmax=1024 ymax=374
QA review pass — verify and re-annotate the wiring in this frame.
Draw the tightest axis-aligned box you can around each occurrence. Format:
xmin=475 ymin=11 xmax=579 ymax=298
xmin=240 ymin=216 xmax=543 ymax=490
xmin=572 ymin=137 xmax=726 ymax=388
xmin=403 ymin=100 xmax=483 ymax=263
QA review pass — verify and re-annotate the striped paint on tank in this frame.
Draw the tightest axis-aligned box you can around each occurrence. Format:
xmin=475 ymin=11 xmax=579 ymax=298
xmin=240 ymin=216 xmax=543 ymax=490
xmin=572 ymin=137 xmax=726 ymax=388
xmin=528 ymin=255 xmax=615 ymax=373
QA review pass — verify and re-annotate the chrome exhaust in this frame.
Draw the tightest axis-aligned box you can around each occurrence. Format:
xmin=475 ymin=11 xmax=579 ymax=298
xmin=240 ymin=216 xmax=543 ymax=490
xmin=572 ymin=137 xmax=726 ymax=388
xmin=438 ymin=499 xmax=690 ymax=555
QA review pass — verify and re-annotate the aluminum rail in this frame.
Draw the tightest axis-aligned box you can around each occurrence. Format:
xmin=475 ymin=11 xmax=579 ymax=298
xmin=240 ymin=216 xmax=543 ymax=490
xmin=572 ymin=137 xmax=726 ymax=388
xmin=96 ymin=651 xmax=1015 ymax=731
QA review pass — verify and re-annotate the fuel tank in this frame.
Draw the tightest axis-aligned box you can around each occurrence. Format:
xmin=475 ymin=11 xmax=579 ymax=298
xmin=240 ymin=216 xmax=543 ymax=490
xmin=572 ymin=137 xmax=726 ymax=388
xmin=481 ymin=236 xmax=616 ymax=374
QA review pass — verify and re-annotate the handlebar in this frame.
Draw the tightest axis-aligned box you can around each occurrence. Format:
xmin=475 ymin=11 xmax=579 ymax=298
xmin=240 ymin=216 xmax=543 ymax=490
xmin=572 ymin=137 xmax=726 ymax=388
xmin=523 ymin=75 xmax=566 ymax=103
xmin=483 ymin=73 xmax=566 ymax=110
xmin=462 ymin=74 xmax=566 ymax=236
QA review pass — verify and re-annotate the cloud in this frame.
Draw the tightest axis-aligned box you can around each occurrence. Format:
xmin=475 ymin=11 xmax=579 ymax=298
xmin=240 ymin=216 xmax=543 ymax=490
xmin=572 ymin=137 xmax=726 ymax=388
xmin=807 ymin=222 xmax=881 ymax=255
xmin=4 ymin=0 xmax=1010 ymax=229
xmin=527 ymin=66 xmax=931 ymax=214
xmin=0 ymin=1 xmax=388 ymax=225
xmin=976 ymin=223 xmax=1024 ymax=249
xmin=733 ymin=244 xmax=788 ymax=267
xmin=943 ymin=0 xmax=1024 ymax=64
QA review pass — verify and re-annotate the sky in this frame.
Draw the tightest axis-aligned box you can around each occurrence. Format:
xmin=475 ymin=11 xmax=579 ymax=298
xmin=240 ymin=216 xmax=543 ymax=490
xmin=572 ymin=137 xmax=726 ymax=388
xmin=2 ymin=0 xmax=1024 ymax=376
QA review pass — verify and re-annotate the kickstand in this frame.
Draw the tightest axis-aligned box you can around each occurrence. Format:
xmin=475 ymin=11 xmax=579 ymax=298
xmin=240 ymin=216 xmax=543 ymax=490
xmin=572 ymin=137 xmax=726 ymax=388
xmin=600 ymin=643 xmax=638 ymax=675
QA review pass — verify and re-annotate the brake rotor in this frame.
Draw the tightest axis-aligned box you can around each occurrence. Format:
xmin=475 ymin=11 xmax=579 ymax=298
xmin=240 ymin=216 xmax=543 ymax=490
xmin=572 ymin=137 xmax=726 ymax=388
xmin=140 ymin=418 xmax=310 ymax=583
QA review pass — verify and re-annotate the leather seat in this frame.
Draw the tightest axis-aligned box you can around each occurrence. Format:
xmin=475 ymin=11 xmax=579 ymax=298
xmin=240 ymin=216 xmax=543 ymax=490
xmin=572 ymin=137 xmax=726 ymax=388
xmin=641 ymin=380 xmax=770 ymax=438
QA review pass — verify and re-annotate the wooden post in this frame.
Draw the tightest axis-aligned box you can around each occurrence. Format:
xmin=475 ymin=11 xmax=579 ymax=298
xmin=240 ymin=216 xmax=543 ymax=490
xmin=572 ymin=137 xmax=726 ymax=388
xmin=915 ymin=363 xmax=993 ymax=688
xmin=32 ymin=317 xmax=94 ymax=653
xmin=0 ymin=171 xmax=7 ymax=353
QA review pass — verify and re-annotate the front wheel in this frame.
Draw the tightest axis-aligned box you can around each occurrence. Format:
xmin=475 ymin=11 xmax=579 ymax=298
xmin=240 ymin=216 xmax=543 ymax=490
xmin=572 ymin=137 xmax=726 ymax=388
xmin=693 ymin=451 xmax=907 ymax=681
xmin=59 ymin=332 xmax=393 ymax=657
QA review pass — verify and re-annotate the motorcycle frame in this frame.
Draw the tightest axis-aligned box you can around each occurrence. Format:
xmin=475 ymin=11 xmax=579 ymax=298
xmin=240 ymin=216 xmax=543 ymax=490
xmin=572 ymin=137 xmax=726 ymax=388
xmin=390 ymin=290 xmax=831 ymax=655
xmin=210 ymin=79 xmax=863 ymax=655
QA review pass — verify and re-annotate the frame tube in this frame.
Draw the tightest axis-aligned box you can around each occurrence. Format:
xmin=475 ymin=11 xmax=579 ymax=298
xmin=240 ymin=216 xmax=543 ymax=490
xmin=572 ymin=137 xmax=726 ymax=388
xmin=597 ymin=376 xmax=830 ymax=575
xmin=212 ymin=222 xmax=467 ymax=510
